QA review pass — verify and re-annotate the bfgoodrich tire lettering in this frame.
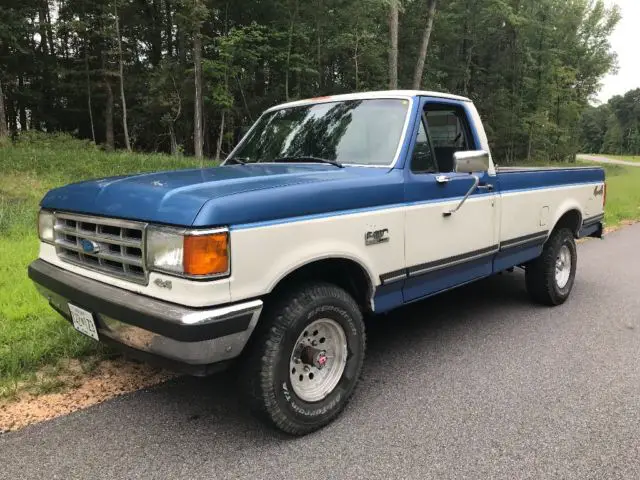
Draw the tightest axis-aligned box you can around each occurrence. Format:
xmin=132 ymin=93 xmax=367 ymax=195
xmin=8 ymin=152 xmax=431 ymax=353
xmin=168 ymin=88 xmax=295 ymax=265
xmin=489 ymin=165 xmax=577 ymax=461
xmin=525 ymin=228 xmax=577 ymax=306
xmin=241 ymin=282 xmax=365 ymax=435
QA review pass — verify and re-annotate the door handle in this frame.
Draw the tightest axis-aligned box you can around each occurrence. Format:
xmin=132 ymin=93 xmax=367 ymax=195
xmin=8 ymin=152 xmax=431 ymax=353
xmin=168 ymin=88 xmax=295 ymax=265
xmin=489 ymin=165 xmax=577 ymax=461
xmin=477 ymin=183 xmax=494 ymax=192
xmin=435 ymin=175 xmax=450 ymax=184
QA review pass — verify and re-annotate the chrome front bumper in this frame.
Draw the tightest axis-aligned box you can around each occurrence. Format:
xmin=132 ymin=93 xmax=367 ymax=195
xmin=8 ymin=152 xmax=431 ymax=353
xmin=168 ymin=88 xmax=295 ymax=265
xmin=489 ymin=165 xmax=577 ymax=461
xmin=29 ymin=259 xmax=263 ymax=374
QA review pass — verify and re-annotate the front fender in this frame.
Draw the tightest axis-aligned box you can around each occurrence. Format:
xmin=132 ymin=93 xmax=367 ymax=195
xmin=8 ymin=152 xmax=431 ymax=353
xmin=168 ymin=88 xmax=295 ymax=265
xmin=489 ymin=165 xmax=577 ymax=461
xmin=227 ymin=209 xmax=405 ymax=303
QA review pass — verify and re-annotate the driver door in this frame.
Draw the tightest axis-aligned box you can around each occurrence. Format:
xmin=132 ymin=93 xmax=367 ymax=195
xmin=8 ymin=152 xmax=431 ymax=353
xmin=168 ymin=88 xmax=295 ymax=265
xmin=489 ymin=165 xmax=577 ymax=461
xmin=402 ymin=100 xmax=498 ymax=303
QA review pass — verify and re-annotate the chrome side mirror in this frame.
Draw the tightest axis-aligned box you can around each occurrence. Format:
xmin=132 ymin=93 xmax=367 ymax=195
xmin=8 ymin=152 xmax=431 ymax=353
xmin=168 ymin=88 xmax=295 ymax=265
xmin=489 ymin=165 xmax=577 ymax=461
xmin=453 ymin=150 xmax=490 ymax=174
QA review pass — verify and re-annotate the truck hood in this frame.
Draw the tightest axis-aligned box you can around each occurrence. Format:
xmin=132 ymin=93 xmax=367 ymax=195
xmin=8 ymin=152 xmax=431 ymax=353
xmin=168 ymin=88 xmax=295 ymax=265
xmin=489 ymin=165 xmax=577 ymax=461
xmin=41 ymin=164 xmax=403 ymax=227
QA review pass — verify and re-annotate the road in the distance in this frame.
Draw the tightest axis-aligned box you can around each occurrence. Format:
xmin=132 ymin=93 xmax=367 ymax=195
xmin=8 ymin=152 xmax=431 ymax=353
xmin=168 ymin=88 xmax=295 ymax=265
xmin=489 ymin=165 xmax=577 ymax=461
xmin=1 ymin=226 xmax=639 ymax=480
xmin=577 ymin=154 xmax=640 ymax=167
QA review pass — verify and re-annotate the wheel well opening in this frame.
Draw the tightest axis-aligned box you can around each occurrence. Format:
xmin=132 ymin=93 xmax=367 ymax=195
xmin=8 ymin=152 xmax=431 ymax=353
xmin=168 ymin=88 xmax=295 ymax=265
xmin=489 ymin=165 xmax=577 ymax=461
xmin=270 ymin=258 xmax=374 ymax=312
xmin=553 ymin=209 xmax=582 ymax=237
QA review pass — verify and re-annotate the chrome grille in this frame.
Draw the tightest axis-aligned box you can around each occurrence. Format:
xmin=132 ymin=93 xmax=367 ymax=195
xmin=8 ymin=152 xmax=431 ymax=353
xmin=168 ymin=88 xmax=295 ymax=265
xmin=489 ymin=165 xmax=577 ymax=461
xmin=53 ymin=213 xmax=148 ymax=284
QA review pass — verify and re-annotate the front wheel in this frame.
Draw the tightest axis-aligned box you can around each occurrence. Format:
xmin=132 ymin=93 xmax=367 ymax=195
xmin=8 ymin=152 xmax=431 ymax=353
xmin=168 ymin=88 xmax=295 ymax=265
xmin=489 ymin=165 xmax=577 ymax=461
xmin=525 ymin=228 xmax=577 ymax=306
xmin=242 ymin=282 xmax=366 ymax=435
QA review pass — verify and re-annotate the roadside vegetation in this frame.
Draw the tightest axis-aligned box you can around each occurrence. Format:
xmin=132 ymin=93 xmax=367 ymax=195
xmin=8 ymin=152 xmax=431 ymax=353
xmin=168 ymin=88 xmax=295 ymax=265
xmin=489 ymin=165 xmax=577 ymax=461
xmin=594 ymin=163 xmax=640 ymax=226
xmin=1 ymin=134 xmax=639 ymax=399
xmin=0 ymin=133 xmax=202 ymax=398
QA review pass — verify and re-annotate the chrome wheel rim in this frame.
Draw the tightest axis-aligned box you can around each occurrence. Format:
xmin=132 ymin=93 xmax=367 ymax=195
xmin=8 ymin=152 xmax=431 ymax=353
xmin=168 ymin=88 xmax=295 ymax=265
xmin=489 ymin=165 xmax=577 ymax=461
xmin=555 ymin=245 xmax=572 ymax=289
xmin=289 ymin=318 xmax=348 ymax=403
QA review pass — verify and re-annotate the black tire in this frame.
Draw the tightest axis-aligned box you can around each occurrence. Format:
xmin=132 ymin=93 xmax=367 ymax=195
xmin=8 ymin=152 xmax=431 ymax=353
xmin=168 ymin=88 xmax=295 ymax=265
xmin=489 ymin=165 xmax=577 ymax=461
xmin=241 ymin=282 xmax=366 ymax=435
xmin=525 ymin=228 xmax=577 ymax=306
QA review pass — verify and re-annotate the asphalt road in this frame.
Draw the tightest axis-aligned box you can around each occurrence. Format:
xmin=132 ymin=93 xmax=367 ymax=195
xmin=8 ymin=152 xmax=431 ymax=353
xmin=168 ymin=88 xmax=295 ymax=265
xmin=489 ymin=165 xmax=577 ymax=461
xmin=2 ymin=225 xmax=639 ymax=480
xmin=577 ymin=154 xmax=640 ymax=167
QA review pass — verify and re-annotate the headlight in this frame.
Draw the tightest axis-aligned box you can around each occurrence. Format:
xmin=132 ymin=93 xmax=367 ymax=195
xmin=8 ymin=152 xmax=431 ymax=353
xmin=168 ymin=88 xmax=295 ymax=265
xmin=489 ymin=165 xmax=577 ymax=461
xmin=146 ymin=227 xmax=230 ymax=278
xmin=38 ymin=210 xmax=55 ymax=243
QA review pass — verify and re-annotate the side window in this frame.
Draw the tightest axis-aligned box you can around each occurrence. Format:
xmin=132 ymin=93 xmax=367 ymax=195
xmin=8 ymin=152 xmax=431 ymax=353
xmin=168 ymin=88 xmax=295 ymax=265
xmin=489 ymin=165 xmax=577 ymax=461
xmin=410 ymin=119 xmax=438 ymax=173
xmin=425 ymin=106 xmax=474 ymax=172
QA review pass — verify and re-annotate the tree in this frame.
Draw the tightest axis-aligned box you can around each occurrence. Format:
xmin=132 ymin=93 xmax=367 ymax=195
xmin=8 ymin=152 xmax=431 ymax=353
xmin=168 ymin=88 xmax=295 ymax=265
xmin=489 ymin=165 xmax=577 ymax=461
xmin=114 ymin=0 xmax=131 ymax=151
xmin=190 ymin=0 xmax=207 ymax=159
xmin=388 ymin=0 xmax=399 ymax=89
xmin=0 ymin=0 xmax=621 ymax=163
xmin=412 ymin=0 xmax=436 ymax=90
xmin=0 ymin=78 xmax=8 ymax=142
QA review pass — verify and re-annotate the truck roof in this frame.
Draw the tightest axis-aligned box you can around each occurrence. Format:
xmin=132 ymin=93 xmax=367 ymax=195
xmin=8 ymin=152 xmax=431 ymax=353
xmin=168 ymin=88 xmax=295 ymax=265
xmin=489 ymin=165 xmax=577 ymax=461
xmin=267 ymin=90 xmax=472 ymax=112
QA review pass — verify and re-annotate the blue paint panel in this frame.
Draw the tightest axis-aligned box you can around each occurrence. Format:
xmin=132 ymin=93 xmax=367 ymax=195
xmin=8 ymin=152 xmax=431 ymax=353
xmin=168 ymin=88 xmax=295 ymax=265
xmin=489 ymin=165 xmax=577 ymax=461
xmin=402 ymin=256 xmax=493 ymax=304
xmin=372 ymin=282 xmax=405 ymax=314
xmin=493 ymin=243 xmax=544 ymax=272
xmin=41 ymin=164 xmax=405 ymax=227
xmin=497 ymin=167 xmax=604 ymax=193
xmin=194 ymin=168 xmax=405 ymax=227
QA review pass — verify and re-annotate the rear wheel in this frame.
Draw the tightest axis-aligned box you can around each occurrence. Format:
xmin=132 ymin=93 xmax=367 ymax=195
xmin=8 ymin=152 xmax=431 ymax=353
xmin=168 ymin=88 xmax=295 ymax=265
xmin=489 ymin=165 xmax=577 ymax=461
xmin=525 ymin=228 xmax=577 ymax=306
xmin=242 ymin=282 xmax=366 ymax=435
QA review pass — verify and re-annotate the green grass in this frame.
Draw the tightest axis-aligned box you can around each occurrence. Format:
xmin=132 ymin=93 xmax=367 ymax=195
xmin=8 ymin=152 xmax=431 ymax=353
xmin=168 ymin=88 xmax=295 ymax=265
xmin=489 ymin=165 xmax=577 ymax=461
xmin=0 ymin=132 xmax=204 ymax=397
xmin=591 ymin=163 xmax=640 ymax=226
xmin=1 ymin=134 xmax=640 ymax=398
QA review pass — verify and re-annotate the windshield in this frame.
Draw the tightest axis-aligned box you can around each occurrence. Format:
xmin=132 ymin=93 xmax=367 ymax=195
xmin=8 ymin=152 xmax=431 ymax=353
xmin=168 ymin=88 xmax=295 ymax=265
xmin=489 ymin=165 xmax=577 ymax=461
xmin=228 ymin=98 xmax=411 ymax=166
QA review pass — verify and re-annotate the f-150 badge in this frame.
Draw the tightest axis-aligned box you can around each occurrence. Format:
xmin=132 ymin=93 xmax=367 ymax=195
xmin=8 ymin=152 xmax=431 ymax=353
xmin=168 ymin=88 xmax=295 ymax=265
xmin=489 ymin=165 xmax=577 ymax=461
xmin=365 ymin=229 xmax=389 ymax=246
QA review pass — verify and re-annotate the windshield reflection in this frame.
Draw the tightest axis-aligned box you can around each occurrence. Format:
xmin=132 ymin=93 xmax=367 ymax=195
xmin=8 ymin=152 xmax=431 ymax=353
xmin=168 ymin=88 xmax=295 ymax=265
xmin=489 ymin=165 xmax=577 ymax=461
xmin=229 ymin=99 xmax=410 ymax=166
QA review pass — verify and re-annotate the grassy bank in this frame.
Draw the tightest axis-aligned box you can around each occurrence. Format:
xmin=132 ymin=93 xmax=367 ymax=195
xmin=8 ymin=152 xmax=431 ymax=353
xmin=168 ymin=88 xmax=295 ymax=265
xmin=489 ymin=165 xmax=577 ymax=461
xmin=0 ymin=133 xmax=203 ymax=397
xmin=1 ymin=135 xmax=640 ymax=398
xmin=594 ymin=163 xmax=640 ymax=225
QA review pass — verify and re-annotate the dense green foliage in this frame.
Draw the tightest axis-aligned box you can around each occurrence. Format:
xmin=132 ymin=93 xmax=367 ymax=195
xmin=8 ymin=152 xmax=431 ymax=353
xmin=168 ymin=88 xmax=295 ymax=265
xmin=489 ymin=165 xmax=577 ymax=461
xmin=580 ymin=88 xmax=640 ymax=155
xmin=0 ymin=0 xmax=620 ymax=163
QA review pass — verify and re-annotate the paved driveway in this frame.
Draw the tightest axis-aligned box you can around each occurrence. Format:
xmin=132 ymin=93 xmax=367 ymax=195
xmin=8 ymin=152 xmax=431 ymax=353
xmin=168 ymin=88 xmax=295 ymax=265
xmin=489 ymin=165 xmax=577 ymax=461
xmin=1 ymin=225 xmax=639 ymax=480
xmin=577 ymin=154 xmax=640 ymax=167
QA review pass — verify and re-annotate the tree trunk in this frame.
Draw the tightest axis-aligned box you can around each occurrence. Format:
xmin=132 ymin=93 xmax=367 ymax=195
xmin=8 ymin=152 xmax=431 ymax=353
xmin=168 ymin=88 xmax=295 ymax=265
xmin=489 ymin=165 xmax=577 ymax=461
xmin=193 ymin=28 xmax=204 ymax=158
xmin=285 ymin=0 xmax=299 ymax=101
xmin=388 ymin=0 xmax=399 ymax=89
xmin=412 ymin=0 xmax=437 ymax=90
xmin=166 ymin=0 xmax=174 ymax=56
xmin=0 ymin=79 xmax=8 ymax=142
xmin=354 ymin=33 xmax=360 ymax=91
xmin=149 ymin=0 xmax=163 ymax=67
xmin=114 ymin=1 xmax=131 ymax=151
xmin=18 ymin=75 xmax=27 ymax=130
xmin=215 ymin=110 xmax=225 ymax=160
xmin=104 ymin=80 xmax=115 ymax=150
xmin=84 ymin=35 xmax=96 ymax=143
xmin=316 ymin=0 xmax=323 ymax=91
xmin=7 ymin=90 xmax=17 ymax=134
xmin=169 ymin=124 xmax=178 ymax=155
xmin=44 ymin=2 xmax=56 ymax=57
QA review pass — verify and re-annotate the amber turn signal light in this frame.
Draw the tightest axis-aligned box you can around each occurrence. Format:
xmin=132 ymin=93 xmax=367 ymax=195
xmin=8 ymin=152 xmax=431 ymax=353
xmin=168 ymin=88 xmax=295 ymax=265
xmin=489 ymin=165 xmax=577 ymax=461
xmin=183 ymin=232 xmax=229 ymax=276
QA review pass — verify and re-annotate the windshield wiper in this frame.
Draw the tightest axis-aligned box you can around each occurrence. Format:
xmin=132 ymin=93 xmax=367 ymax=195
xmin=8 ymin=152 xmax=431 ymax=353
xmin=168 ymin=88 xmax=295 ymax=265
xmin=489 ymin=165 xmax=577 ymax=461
xmin=270 ymin=156 xmax=344 ymax=168
xmin=225 ymin=157 xmax=247 ymax=165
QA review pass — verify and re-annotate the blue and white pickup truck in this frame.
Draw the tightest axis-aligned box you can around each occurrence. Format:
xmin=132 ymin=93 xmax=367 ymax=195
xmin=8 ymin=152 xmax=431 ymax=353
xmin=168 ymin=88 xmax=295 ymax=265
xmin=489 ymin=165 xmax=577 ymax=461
xmin=29 ymin=90 xmax=605 ymax=434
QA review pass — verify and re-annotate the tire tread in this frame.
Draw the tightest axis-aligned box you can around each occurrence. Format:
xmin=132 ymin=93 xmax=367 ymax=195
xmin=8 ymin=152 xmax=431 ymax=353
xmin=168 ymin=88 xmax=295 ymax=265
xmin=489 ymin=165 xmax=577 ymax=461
xmin=241 ymin=282 xmax=365 ymax=435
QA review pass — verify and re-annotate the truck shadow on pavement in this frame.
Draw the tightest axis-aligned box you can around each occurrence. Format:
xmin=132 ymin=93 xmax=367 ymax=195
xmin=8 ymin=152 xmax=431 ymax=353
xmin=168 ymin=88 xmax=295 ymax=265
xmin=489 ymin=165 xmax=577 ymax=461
xmin=90 ymin=271 xmax=533 ymax=439
xmin=22 ymin=270 xmax=536 ymax=450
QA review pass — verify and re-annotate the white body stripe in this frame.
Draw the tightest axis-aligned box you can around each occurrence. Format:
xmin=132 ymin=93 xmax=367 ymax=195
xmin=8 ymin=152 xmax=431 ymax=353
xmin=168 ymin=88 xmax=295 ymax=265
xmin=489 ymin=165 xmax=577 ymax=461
xmin=404 ymin=195 xmax=498 ymax=270
xmin=499 ymin=183 xmax=602 ymax=242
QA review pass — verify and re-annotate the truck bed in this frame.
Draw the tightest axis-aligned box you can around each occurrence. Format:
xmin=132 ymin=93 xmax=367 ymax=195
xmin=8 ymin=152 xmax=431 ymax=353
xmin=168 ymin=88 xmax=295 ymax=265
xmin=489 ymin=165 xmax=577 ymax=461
xmin=497 ymin=165 xmax=600 ymax=173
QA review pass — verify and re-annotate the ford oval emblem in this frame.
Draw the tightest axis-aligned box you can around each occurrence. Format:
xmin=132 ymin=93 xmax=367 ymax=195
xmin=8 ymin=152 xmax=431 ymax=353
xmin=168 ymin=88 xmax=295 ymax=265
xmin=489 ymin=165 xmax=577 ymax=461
xmin=80 ymin=239 xmax=100 ymax=254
